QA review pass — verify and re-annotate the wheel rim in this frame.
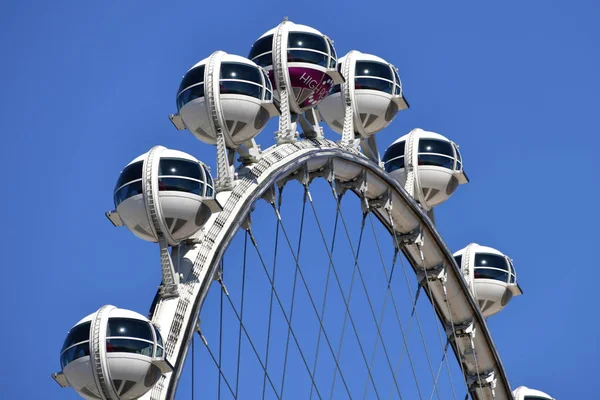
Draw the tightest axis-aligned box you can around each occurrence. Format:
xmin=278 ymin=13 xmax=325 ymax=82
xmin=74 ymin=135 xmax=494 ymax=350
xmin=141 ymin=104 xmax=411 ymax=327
xmin=145 ymin=138 xmax=511 ymax=400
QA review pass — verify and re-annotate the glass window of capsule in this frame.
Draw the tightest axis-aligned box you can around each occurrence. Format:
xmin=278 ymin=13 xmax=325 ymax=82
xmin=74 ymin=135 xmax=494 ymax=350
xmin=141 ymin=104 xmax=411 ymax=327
xmin=60 ymin=320 xmax=165 ymax=369
xmin=453 ymin=254 xmax=516 ymax=284
xmin=176 ymin=62 xmax=272 ymax=112
xmin=248 ymin=32 xmax=337 ymax=70
xmin=382 ymin=139 xmax=463 ymax=173
xmin=219 ymin=62 xmax=271 ymax=101
xmin=176 ymin=64 xmax=205 ymax=111
xmin=60 ymin=321 xmax=91 ymax=369
xmin=329 ymin=60 xmax=402 ymax=96
xmin=113 ymin=158 xmax=215 ymax=207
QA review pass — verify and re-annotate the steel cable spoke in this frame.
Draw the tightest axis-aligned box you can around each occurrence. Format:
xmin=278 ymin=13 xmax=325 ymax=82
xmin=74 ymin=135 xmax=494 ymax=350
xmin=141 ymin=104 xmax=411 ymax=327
xmin=386 ymin=210 xmax=463 ymax=398
xmin=377 ymin=247 xmax=420 ymax=400
xmin=304 ymin=188 xmax=380 ymax=399
xmin=328 ymin=208 xmax=366 ymax=399
xmin=362 ymin=214 xmax=403 ymax=400
xmin=262 ymin=203 xmax=282 ymax=400
xmin=395 ymin=251 xmax=441 ymax=399
xmin=246 ymin=224 xmax=325 ymax=400
xmin=219 ymin=259 xmax=224 ymax=400
xmin=221 ymin=282 xmax=282 ymax=400
xmin=309 ymin=210 xmax=340 ymax=400
xmin=196 ymin=330 xmax=237 ymax=399
xmin=429 ymin=340 xmax=452 ymax=400
xmin=426 ymin=271 xmax=470 ymax=394
xmin=363 ymin=290 xmax=392 ymax=400
xmin=429 ymin=306 xmax=458 ymax=399
xmin=405 ymin=239 xmax=469 ymax=396
xmin=268 ymin=193 xmax=355 ymax=399
xmin=332 ymin=200 xmax=402 ymax=399
xmin=382 ymin=212 xmax=427 ymax=399
xmin=388 ymin=260 xmax=420 ymax=400
xmin=192 ymin=333 xmax=195 ymax=400
xmin=192 ymin=174 xmax=475 ymax=400
xmin=310 ymin=206 xmax=338 ymax=399
xmin=280 ymin=189 xmax=308 ymax=397
xmin=409 ymin=262 xmax=459 ymax=400
xmin=442 ymin=266 xmax=484 ymax=395
xmin=235 ymin=232 xmax=249 ymax=398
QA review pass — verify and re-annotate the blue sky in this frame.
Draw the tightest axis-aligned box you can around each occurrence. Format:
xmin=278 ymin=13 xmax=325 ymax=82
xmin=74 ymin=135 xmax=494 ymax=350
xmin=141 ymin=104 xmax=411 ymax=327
xmin=2 ymin=1 xmax=598 ymax=399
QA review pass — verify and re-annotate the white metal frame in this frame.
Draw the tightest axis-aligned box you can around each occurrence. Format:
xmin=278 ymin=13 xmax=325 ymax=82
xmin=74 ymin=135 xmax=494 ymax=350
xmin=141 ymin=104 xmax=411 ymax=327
xmin=139 ymin=138 xmax=513 ymax=400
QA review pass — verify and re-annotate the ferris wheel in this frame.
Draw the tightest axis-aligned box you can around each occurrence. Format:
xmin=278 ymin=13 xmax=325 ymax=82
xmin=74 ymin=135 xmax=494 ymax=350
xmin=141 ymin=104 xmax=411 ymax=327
xmin=52 ymin=19 xmax=556 ymax=400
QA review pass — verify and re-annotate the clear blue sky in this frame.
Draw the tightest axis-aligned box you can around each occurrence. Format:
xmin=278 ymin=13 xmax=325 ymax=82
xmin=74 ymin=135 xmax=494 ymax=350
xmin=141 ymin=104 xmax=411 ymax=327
xmin=2 ymin=1 xmax=598 ymax=399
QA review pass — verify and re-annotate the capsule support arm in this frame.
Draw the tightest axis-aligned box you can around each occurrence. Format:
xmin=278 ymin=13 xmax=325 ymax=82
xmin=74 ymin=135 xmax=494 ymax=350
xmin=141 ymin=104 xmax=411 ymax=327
xmin=394 ymin=95 xmax=410 ymax=111
xmin=169 ymin=113 xmax=186 ymax=130
xmin=51 ymin=372 xmax=70 ymax=388
xmin=105 ymin=210 xmax=123 ymax=227
xmin=360 ymin=136 xmax=383 ymax=167
xmin=297 ymin=108 xmax=324 ymax=139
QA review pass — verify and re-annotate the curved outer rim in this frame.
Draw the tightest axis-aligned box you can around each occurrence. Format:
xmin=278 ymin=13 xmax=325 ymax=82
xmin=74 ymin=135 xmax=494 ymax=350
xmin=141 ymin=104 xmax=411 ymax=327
xmin=143 ymin=138 xmax=513 ymax=400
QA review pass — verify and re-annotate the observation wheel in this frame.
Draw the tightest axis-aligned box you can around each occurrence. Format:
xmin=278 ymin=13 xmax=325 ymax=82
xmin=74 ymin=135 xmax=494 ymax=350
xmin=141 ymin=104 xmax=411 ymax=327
xmin=53 ymin=18 xmax=555 ymax=400
xmin=144 ymin=138 xmax=511 ymax=400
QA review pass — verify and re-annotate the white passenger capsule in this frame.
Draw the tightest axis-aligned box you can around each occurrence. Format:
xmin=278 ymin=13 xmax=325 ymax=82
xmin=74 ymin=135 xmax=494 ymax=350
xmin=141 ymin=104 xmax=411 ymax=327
xmin=175 ymin=52 xmax=277 ymax=148
xmin=382 ymin=128 xmax=469 ymax=209
xmin=513 ymin=386 xmax=555 ymax=400
xmin=318 ymin=51 xmax=409 ymax=138
xmin=248 ymin=20 xmax=343 ymax=114
xmin=453 ymin=244 xmax=523 ymax=317
xmin=54 ymin=306 xmax=171 ymax=400
xmin=112 ymin=146 xmax=221 ymax=245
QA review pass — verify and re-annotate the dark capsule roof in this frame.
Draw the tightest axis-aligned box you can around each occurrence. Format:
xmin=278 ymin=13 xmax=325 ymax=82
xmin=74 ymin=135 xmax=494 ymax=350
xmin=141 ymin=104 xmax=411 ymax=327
xmin=354 ymin=60 xmax=400 ymax=95
xmin=249 ymin=32 xmax=337 ymax=70
xmin=105 ymin=318 xmax=155 ymax=358
xmin=454 ymin=253 xmax=516 ymax=285
xmin=248 ymin=35 xmax=273 ymax=66
xmin=219 ymin=62 xmax=272 ymax=101
xmin=176 ymin=65 xmax=206 ymax=111
xmin=113 ymin=160 xmax=143 ymax=208
xmin=61 ymin=321 xmax=91 ymax=355
xmin=113 ymin=158 xmax=215 ymax=208
xmin=474 ymin=253 xmax=516 ymax=284
xmin=60 ymin=318 xmax=165 ymax=369
xmin=382 ymin=140 xmax=406 ymax=173
xmin=328 ymin=59 xmax=402 ymax=97
xmin=383 ymin=138 xmax=463 ymax=174
xmin=178 ymin=65 xmax=205 ymax=97
xmin=176 ymin=62 xmax=272 ymax=112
